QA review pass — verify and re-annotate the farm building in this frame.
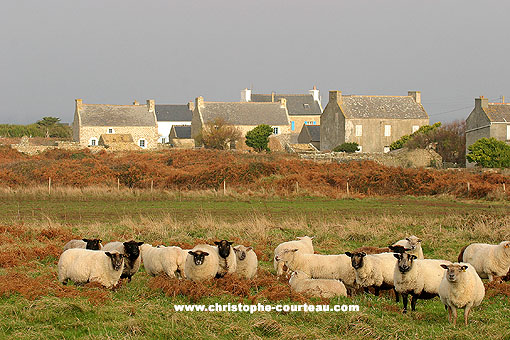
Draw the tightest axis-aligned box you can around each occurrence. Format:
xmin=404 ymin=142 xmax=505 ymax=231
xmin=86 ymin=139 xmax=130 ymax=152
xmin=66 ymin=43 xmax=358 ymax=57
xmin=72 ymin=99 xmax=159 ymax=149
xmin=297 ymin=124 xmax=320 ymax=150
xmin=465 ymin=96 xmax=510 ymax=166
xmin=320 ymin=91 xmax=429 ymax=152
xmin=155 ymin=103 xmax=193 ymax=144
xmin=169 ymin=125 xmax=194 ymax=149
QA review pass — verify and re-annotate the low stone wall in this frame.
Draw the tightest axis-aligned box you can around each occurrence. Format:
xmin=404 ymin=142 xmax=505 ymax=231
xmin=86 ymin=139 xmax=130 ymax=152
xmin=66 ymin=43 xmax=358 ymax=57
xmin=11 ymin=137 xmax=82 ymax=155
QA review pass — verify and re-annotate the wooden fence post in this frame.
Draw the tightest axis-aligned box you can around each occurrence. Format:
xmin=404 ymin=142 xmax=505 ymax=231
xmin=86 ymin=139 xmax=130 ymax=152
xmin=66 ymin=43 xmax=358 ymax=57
xmin=467 ymin=182 xmax=470 ymax=193
xmin=223 ymin=180 xmax=226 ymax=195
xmin=117 ymin=178 xmax=120 ymax=191
xmin=151 ymin=180 xmax=154 ymax=193
xmin=503 ymin=183 xmax=506 ymax=193
xmin=346 ymin=181 xmax=350 ymax=196
xmin=48 ymin=177 xmax=51 ymax=195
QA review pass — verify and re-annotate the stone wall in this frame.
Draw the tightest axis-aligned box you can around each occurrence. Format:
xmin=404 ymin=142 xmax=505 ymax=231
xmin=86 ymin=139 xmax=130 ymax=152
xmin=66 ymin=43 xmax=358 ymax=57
xmin=11 ymin=137 xmax=81 ymax=155
xmin=78 ymin=126 xmax=159 ymax=149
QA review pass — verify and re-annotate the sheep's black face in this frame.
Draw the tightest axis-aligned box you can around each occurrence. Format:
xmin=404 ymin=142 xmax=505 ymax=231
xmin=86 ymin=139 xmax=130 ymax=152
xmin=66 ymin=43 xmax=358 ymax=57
xmin=189 ymin=250 xmax=209 ymax=265
xmin=105 ymin=252 xmax=125 ymax=271
xmin=345 ymin=252 xmax=365 ymax=269
xmin=234 ymin=248 xmax=246 ymax=261
xmin=215 ymin=240 xmax=233 ymax=259
xmin=83 ymin=238 xmax=102 ymax=250
xmin=441 ymin=264 xmax=468 ymax=283
xmin=395 ymin=253 xmax=416 ymax=273
xmin=123 ymin=241 xmax=144 ymax=259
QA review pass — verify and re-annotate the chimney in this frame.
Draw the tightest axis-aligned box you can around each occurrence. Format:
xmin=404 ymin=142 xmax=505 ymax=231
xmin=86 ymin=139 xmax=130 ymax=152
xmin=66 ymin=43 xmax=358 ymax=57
xmin=279 ymin=98 xmax=287 ymax=109
xmin=329 ymin=91 xmax=342 ymax=105
xmin=75 ymin=99 xmax=83 ymax=112
xmin=188 ymin=101 xmax=195 ymax=111
xmin=309 ymin=85 xmax=320 ymax=102
xmin=408 ymin=91 xmax=421 ymax=104
xmin=241 ymin=88 xmax=252 ymax=102
xmin=195 ymin=96 xmax=204 ymax=109
xmin=475 ymin=96 xmax=489 ymax=110
xmin=146 ymin=99 xmax=155 ymax=113
xmin=271 ymin=92 xmax=275 ymax=103
xmin=133 ymin=100 xmax=139 ymax=105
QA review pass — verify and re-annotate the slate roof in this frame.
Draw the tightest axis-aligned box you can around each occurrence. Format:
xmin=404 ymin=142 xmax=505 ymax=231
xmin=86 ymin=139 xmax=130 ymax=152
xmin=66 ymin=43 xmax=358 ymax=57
xmin=79 ymin=104 xmax=156 ymax=126
xmin=340 ymin=96 xmax=428 ymax=119
xmin=304 ymin=125 xmax=320 ymax=142
xmin=172 ymin=125 xmax=192 ymax=139
xmin=484 ymin=104 xmax=510 ymax=122
xmin=155 ymin=105 xmax=193 ymax=122
xmin=199 ymin=102 xmax=289 ymax=126
xmin=251 ymin=94 xmax=321 ymax=116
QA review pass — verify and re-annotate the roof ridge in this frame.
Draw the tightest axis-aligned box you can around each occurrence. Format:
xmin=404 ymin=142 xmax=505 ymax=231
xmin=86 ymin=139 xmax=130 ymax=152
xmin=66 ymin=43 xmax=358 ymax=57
xmin=205 ymin=101 xmax=283 ymax=105
xmin=83 ymin=103 xmax=147 ymax=107
xmin=345 ymin=95 xmax=410 ymax=98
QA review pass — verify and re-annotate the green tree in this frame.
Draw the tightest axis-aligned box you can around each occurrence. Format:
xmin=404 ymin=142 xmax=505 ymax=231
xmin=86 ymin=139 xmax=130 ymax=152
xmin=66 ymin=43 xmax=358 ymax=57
xmin=245 ymin=124 xmax=274 ymax=152
xmin=466 ymin=137 xmax=510 ymax=168
xmin=333 ymin=142 xmax=359 ymax=153
xmin=37 ymin=117 xmax=61 ymax=138
xmin=194 ymin=117 xmax=242 ymax=150
xmin=390 ymin=122 xmax=442 ymax=151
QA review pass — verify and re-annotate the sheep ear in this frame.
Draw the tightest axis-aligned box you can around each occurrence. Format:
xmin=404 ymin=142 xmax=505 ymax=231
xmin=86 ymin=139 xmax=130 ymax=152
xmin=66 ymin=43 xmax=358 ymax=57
xmin=291 ymin=249 xmax=298 ymax=252
xmin=461 ymin=265 xmax=468 ymax=271
xmin=440 ymin=264 xmax=449 ymax=270
xmin=504 ymin=243 xmax=510 ymax=249
xmin=214 ymin=241 xmax=220 ymax=245
xmin=393 ymin=253 xmax=401 ymax=259
xmin=202 ymin=252 xmax=209 ymax=257
xmin=405 ymin=237 xmax=410 ymax=242
xmin=417 ymin=239 xmax=422 ymax=243
xmin=105 ymin=252 xmax=112 ymax=258
xmin=137 ymin=242 xmax=144 ymax=246
xmin=188 ymin=251 xmax=195 ymax=256
xmin=246 ymin=247 xmax=253 ymax=252
xmin=98 ymin=239 xmax=102 ymax=243
xmin=360 ymin=252 xmax=366 ymax=257
xmin=227 ymin=241 xmax=233 ymax=246
xmin=345 ymin=252 xmax=353 ymax=257
xmin=82 ymin=238 xmax=89 ymax=242
xmin=233 ymin=248 xmax=239 ymax=253
xmin=410 ymin=255 xmax=417 ymax=260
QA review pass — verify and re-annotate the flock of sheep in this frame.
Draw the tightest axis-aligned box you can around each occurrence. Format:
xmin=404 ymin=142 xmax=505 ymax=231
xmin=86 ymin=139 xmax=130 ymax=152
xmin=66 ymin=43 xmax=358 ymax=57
xmin=57 ymin=236 xmax=510 ymax=326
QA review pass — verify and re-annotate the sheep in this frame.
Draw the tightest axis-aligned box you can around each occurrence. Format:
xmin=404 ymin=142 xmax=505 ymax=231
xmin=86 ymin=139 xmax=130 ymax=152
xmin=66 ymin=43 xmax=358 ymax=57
xmin=393 ymin=252 xmax=452 ymax=313
xmin=393 ymin=236 xmax=424 ymax=259
xmin=289 ymin=271 xmax=347 ymax=298
xmin=102 ymin=240 xmax=144 ymax=282
xmin=275 ymin=249 xmax=356 ymax=289
xmin=345 ymin=251 xmax=398 ymax=298
xmin=273 ymin=236 xmax=314 ymax=277
xmin=58 ymin=249 xmax=125 ymax=288
xmin=458 ymin=241 xmax=510 ymax=281
xmin=184 ymin=244 xmax=220 ymax=282
xmin=233 ymin=245 xmax=258 ymax=279
xmin=213 ymin=240 xmax=237 ymax=278
xmin=439 ymin=263 xmax=485 ymax=326
xmin=140 ymin=244 xmax=185 ymax=278
xmin=63 ymin=238 xmax=102 ymax=251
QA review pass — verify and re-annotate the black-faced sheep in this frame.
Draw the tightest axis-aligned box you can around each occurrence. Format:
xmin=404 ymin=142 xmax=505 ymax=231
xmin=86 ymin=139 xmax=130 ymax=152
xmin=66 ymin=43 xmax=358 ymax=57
xmin=184 ymin=244 xmax=220 ymax=282
xmin=102 ymin=240 xmax=144 ymax=282
xmin=63 ymin=238 xmax=102 ymax=251
xmin=214 ymin=240 xmax=237 ymax=278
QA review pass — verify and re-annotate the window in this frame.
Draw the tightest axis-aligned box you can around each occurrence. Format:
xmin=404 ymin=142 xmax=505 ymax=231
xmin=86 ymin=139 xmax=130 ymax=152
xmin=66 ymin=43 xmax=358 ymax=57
xmin=161 ymin=137 xmax=166 ymax=144
xmin=412 ymin=125 xmax=419 ymax=133
xmin=384 ymin=146 xmax=390 ymax=153
xmin=507 ymin=125 xmax=510 ymax=140
xmin=303 ymin=103 xmax=310 ymax=108
xmin=139 ymin=139 xmax=146 ymax=148
xmin=313 ymin=121 xmax=317 ymax=125
xmin=89 ymin=137 xmax=98 ymax=146
xmin=291 ymin=121 xmax=295 ymax=131
xmin=355 ymin=125 xmax=362 ymax=137
xmin=272 ymin=127 xmax=279 ymax=135
xmin=384 ymin=125 xmax=391 ymax=137
xmin=107 ymin=128 xmax=115 ymax=134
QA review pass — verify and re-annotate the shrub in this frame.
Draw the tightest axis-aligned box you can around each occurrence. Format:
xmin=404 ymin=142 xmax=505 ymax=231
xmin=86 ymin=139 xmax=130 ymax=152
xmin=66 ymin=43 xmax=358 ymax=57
xmin=245 ymin=125 xmax=273 ymax=152
xmin=333 ymin=142 xmax=359 ymax=153
xmin=390 ymin=122 xmax=442 ymax=151
xmin=194 ymin=118 xmax=242 ymax=150
xmin=466 ymin=137 xmax=510 ymax=168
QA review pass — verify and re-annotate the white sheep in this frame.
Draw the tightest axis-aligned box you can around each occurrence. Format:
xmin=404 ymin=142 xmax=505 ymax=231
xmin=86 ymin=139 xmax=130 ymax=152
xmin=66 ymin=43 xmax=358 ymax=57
xmin=140 ymin=244 xmax=185 ymax=278
xmin=214 ymin=240 xmax=237 ymax=278
xmin=57 ymin=249 xmax=125 ymax=288
xmin=63 ymin=238 xmax=102 ymax=251
xmin=275 ymin=249 xmax=356 ymax=288
xmin=102 ymin=241 xmax=144 ymax=281
xmin=458 ymin=241 xmax=510 ymax=281
xmin=289 ymin=271 xmax=347 ymax=298
xmin=439 ymin=263 xmax=485 ymax=326
xmin=184 ymin=244 xmax=220 ymax=282
xmin=393 ymin=252 xmax=451 ymax=313
xmin=273 ymin=236 xmax=314 ymax=277
xmin=233 ymin=245 xmax=258 ymax=279
xmin=393 ymin=236 xmax=424 ymax=259
xmin=345 ymin=252 xmax=397 ymax=296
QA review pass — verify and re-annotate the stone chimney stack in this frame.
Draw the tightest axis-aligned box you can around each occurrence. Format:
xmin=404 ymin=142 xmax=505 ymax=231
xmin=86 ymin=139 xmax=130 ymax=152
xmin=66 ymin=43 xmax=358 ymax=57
xmin=408 ymin=91 xmax=421 ymax=104
xmin=146 ymin=99 xmax=155 ymax=113
xmin=133 ymin=100 xmax=139 ymax=105
xmin=241 ymin=88 xmax=252 ymax=102
xmin=75 ymin=99 xmax=83 ymax=112
xmin=329 ymin=91 xmax=342 ymax=105
xmin=188 ymin=101 xmax=195 ymax=111
xmin=196 ymin=96 xmax=204 ymax=109
xmin=475 ymin=96 xmax=489 ymax=110
xmin=279 ymin=98 xmax=287 ymax=109
xmin=271 ymin=92 xmax=275 ymax=103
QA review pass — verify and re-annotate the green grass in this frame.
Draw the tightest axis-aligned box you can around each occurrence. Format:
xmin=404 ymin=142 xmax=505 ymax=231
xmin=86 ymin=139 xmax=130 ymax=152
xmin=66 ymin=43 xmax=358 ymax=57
xmin=0 ymin=192 xmax=509 ymax=339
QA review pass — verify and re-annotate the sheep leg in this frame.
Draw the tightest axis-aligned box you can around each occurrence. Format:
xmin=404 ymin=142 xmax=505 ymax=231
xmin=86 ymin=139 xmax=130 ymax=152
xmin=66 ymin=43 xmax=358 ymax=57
xmin=451 ymin=307 xmax=457 ymax=327
xmin=488 ymin=273 xmax=494 ymax=282
xmin=394 ymin=288 xmax=400 ymax=303
xmin=410 ymin=294 xmax=418 ymax=311
xmin=464 ymin=305 xmax=472 ymax=326
xmin=402 ymin=293 xmax=408 ymax=314
xmin=374 ymin=287 xmax=380 ymax=296
xmin=447 ymin=306 xmax=452 ymax=323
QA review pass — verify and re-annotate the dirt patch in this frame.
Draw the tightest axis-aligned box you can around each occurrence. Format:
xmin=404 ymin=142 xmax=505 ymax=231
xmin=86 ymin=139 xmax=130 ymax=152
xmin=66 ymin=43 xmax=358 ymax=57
xmin=484 ymin=280 xmax=510 ymax=298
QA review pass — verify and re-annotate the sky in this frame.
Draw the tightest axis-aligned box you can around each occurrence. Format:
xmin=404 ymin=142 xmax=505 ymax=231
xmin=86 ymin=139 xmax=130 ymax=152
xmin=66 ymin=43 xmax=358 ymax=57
xmin=1 ymin=0 xmax=509 ymax=125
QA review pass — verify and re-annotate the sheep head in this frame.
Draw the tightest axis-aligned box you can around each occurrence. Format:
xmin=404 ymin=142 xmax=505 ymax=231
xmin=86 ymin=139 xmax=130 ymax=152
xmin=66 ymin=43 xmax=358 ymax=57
xmin=188 ymin=250 xmax=209 ymax=265
xmin=345 ymin=251 xmax=366 ymax=269
xmin=105 ymin=251 xmax=125 ymax=271
xmin=393 ymin=252 xmax=417 ymax=273
xmin=441 ymin=264 xmax=469 ymax=283
xmin=214 ymin=240 xmax=233 ymax=259
xmin=83 ymin=238 xmax=102 ymax=250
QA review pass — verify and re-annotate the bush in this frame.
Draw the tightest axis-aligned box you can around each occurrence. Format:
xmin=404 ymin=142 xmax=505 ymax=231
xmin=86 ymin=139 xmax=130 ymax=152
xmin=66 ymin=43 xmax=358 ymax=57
xmin=245 ymin=125 xmax=273 ymax=152
xmin=390 ymin=122 xmax=442 ymax=151
xmin=333 ymin=142 xmax=359 ymax=153
xmin=194 ymin=118 xmax=242 ymax=150
xmin=466 ymin=138 xmax=510 ymax=168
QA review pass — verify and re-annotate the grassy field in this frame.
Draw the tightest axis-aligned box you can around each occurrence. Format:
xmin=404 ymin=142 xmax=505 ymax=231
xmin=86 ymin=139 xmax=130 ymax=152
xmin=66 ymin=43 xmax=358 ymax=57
xmin=0 ymin=189 xmax=509 ymax=339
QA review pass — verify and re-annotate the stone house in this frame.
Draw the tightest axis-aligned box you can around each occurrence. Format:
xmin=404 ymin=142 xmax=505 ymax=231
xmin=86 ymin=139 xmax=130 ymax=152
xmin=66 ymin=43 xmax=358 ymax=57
xmin=241 ymin=87 xmax=322 ymax=142
xmin=297 ymin=124 xmax=320 ymax=150
xmin=191 ymin=96 xmax=291 ymax=147
xmin=169 ymin=125 xmax=195 ymax=149
xmin=72 ymin=99 xmax=159 ymax=149
xmin=155 ymin=102 xmax=194 ymax=144
xmin=465 ymin=96 xmax=510 ymax=166
xmin=320 ymin=91 xmax=429 ymax=152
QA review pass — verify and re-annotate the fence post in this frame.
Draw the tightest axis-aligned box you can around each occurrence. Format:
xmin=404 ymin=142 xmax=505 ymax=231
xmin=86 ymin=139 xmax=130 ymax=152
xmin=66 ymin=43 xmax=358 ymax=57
xmin=223 ymin=180 xmax=226 ymax=195
xmin=296 ymin=181 xmax=299 ymax=193
xmin=117 ymin=178 xmax=120 ymax=191
xmin=467 ymin=182 xmax=470 ymax=193
xmin=151 ymin=180 xmax=154 ymax=193
xmin=48 ymin=177 xmax=51 ymax=196
xmin=346 ymin=181 xmax=350 ymax=196
xmin=503 ymin=183 xmax=506 ymax=193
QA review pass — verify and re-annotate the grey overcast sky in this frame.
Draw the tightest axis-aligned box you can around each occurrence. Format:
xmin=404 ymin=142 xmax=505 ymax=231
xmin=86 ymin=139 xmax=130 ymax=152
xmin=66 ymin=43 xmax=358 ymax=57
xmin=1 ymin=0 xmax=509 ymax=124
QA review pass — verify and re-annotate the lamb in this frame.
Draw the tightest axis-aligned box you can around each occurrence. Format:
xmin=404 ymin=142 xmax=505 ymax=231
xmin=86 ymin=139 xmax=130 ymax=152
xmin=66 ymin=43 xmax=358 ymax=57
xmin=345 ymin=251 xmax=398 ymax=298
xmin=273 ymin=236 xmax=314 ymax=277
xmin=439 ymin=263 xmax=485 ymax=326
xmin=58 ymin=249 xmax=125 ymax=288
xmin=214 ymin=240 xmax=237 ymax=278
xmin=393 ymin=236 xmax=424 ymax=259
xmin=184 ymin=244 xmax=220 ymax=282
xmin=102 ymin=240 xmax=144 ymax=282
xmin=233 ymin=245 xmax=258 ymax=279
xmin=275 ymin=249 xmax=356 ymax=288
xmin=393 ymin=252 xmax=451 ymax=313
xmin=289 ymin=271 xmax=347 ymax=298
xmin=63 ymin=238 xmax=102 ymax=251
xmin=458 ymin=241 xmax=510 ymax=281
xmin=140 ymin=244 xmax=185 ymax=277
